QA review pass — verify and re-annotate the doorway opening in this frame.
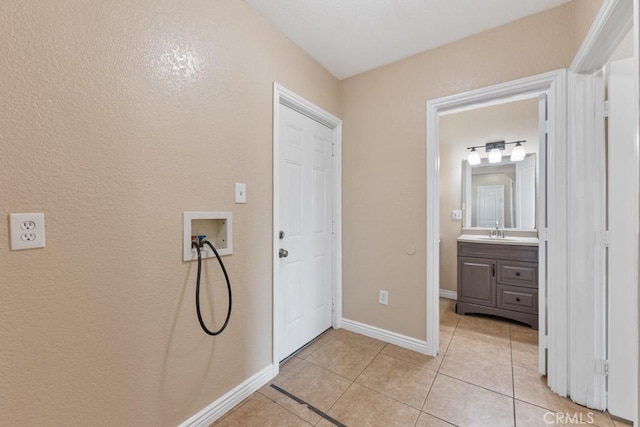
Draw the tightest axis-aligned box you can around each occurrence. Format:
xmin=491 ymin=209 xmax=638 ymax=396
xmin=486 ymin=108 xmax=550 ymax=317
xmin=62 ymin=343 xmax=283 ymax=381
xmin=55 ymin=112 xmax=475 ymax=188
xmin=426 ymin=70 xmax=568 ymax=394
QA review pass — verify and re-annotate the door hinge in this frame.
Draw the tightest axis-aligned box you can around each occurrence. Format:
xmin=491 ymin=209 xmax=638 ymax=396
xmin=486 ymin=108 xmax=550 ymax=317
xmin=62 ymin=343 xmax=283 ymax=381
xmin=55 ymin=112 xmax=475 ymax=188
xmin=595 ymin=359 xmax=609 ymax=377
xmin=539 ymin=228 xmax=549 ymax=242
xmin=540 ymin=334 xmax=548 ymax=349
xmin=331 ymin=216 xmax=336 ymax=234
xmin=542 ymin=119 xmax=549 ymax=134
xmin=602 ymin=100 xmax=610 ymax=118
xmin=602 ymin=230 xmax=610 ymax=247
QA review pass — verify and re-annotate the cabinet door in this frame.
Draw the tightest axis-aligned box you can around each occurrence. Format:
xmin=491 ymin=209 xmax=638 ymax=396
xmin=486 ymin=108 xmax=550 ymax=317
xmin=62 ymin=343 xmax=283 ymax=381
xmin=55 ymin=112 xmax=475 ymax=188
xmin=458 ymin=257 xmax=496 ymax=307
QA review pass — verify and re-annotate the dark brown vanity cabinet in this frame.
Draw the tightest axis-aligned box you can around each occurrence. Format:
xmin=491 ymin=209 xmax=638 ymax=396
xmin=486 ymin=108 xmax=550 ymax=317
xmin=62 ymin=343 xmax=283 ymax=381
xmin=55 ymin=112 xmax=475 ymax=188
xmin=456 ymin=241 xmax=539 ymax=329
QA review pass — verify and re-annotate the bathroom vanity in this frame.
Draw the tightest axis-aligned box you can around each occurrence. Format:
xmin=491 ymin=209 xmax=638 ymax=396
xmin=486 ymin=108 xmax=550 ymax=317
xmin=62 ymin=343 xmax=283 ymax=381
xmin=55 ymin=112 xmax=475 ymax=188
xmin=456 ymin=235 xmax=539 ymax=329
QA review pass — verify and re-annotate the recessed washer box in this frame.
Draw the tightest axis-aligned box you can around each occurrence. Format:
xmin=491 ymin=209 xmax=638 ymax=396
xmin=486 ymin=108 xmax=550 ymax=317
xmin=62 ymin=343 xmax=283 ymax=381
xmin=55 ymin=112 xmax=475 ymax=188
xmin=183 ymin=212 xmax=233 ymax=261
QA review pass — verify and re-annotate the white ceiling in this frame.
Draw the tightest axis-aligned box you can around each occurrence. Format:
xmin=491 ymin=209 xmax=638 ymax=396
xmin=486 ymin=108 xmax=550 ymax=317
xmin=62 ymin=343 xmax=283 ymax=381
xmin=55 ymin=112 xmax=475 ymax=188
xmin=244 ymin=0 xmax=571 ymax=79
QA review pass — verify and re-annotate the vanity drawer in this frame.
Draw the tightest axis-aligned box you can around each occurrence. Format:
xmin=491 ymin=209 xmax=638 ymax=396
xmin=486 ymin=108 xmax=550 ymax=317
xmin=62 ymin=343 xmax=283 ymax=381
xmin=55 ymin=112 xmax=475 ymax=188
xmin=497 ymin=261 xmax=537 ymax=288
xmin=497 ymin=285 xmax=538 ymax=314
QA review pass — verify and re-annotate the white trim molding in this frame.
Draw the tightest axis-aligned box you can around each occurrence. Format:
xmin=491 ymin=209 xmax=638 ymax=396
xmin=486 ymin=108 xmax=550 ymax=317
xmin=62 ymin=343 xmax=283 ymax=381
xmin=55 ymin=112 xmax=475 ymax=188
xmin=341 ymin=318 xmax=429 ymax=354
xmin=571 ymin=0 xmax=633 ymax=74
xmin=178 ymin=365 xmax=274 ymax=427
xmin=272 ymin=83 xmax=343 ymax=370
xmin=426 ymin=69 xmax=567 ymax=391
xmin=439 ymin=289 xmax=457 ymax=300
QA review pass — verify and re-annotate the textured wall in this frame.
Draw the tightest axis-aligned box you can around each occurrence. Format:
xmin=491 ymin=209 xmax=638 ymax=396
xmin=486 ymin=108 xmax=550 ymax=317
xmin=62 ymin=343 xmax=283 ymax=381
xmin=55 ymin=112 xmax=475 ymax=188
xmin=0 ymin=1 xmax=339 ymax=425
xmin=439 ymin=99 xmax=539 ymax=292
xmin=339 ymin=0 xmax=603 ymax=340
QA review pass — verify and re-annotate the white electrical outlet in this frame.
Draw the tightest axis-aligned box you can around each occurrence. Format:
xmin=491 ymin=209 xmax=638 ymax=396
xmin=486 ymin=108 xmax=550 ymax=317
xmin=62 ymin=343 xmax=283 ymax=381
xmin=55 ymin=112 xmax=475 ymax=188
xmin=10 ymin=213 xmax=45 ymax=250
xmin=379 ymin=290 xmax=389 ymax=306
xmin=452 ymin=210 xmax=463 ymax=220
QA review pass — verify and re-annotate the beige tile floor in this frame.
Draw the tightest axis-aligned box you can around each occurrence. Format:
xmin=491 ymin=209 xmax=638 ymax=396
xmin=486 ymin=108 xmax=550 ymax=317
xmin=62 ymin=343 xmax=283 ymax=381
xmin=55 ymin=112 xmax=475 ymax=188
xmin=214 ymin=299 xmax=632 ymax=427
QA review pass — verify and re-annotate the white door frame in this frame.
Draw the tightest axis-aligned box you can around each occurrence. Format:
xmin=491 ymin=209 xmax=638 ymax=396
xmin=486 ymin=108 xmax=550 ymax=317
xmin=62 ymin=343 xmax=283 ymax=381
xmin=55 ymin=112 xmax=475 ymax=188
xmin=568 ymin=0 xmax=637 ymax=414
xmin=426 ymin=70 xmax=568 ymax=396
xmin=272 ymin=83 xmax=342 ymax=375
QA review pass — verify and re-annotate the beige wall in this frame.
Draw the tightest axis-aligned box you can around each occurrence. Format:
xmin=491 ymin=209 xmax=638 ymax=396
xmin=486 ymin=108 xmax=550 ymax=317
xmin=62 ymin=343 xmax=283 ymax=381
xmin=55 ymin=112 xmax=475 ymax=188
xmin=339 ymin=0 xmax=603 ymax=340
xmin=1 ymin=0 xmax=606 ymax=424
xmin=439 ymin=98 xmax=539 ymax=292
xmin=0 ymin=1 xmax=339 ymax=425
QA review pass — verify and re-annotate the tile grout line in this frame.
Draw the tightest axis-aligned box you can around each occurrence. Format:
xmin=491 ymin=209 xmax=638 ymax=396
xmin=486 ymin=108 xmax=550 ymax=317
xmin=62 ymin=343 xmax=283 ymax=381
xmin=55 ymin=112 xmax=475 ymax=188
xmin=266 ymin=330 xmax=356 ymax=426
xmin=224 ymin=392 xmax=314 ymax=426
xmin=435 ymin=372 xmax=516 ymax=400
xmin=317 ymin=341 xmax=390 ymax=423
xmin=418 ymin=311 xmax=462 ymax=427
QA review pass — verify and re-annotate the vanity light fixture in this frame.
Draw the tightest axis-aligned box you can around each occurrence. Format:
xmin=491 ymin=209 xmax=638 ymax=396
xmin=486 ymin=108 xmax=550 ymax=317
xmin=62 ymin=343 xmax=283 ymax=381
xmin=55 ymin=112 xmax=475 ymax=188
xmin=466 ymin=140 xmax=526 ymax=165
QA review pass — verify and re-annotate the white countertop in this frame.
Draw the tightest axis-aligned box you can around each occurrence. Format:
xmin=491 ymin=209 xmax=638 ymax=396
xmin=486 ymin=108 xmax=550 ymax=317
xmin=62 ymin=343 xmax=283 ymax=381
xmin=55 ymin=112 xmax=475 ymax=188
xmin=457 ymin=234 xmax=539 ymax=246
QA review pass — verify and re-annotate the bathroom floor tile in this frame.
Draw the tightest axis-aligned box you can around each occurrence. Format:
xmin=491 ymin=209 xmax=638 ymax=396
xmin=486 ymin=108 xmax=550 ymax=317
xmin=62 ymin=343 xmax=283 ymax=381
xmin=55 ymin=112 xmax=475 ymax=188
xmin=423 ymin=374 xmax=514 ymax=427
xmin=440 ymin=309 xmax=460 ymax=328
xmin=440 ymin=348 xmax=514 ymax=396
xmin=316 ymin=383 xmax=420 ymax=427
xmin=355 ymin=353 xmax=437 ymax=409
xmin=456 ymin=313 xmax=511 ymax=339
xmin=258 ymin=358 xmax=351 ymax=424
xmin=446 ymin=332 xmax=512 ymax=363
xmin=212 ymin=393 xmax=311 ymax=426
xmin=439 ymin=298 xmax=456 ymax=312
xmin=439 ymin=324 xmax=456 ymax=351
xmin=511 ymin=329 xmax=539 ymax=370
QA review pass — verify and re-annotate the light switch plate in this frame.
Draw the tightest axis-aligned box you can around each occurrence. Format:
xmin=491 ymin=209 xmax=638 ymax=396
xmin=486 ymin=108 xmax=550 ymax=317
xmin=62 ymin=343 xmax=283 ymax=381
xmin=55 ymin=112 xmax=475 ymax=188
xmin=10 ymin=213 xmax=45 ymax=250
xmin=235 ymin=183 xmax=247 ymax=204
xmin=452 ymin=210 xmax=463 ymax=220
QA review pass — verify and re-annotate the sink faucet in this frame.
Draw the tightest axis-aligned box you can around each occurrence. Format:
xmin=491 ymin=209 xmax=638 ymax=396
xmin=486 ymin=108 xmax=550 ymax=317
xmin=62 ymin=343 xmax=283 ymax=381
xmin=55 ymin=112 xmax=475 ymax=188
xmin=489 ymin=221 xmax=504 ymax=238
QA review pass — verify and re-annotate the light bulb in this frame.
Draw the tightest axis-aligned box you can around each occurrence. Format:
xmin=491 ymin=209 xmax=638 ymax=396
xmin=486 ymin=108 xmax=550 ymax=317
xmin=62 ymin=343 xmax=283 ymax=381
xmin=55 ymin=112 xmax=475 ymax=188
xmin=488 ymin=148 xmax=502 ymax=164
xmin=467 ymin=148 xmax=481 ymax=165
xmin=511 ymin=142 xmax=526 ymax=161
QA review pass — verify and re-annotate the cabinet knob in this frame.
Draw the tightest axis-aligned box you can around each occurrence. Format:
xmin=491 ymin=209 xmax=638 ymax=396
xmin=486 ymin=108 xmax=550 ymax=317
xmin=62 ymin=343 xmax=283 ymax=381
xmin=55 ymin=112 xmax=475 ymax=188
xmin=516 ymin=297 xmax=521 ymax=302
xmin=515 ymin=272 xmax=521 ymax=277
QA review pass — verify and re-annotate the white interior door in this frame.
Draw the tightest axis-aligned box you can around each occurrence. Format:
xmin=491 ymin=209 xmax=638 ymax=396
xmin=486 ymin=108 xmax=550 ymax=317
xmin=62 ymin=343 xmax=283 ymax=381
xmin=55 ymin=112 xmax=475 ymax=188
xmin=476 ymin=185 xmax=505 ymax=227
xmin=537 ymin=93 xmax=548 ymax=377
xmin=278 ymin=104 xmax=333 ymax=361
xmin=606 ymin=57 xmax=637 ymax=421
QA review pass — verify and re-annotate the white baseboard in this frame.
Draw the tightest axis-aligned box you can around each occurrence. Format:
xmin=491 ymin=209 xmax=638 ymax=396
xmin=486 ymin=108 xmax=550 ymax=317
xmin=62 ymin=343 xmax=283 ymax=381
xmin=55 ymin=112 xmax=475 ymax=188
xmin=179 ymin=364 xmax=275 ymax=427
xmin=341 ymin=318 xmax=429 ymax=354
xmin=439 ymin=289 xmax=457 ymax=300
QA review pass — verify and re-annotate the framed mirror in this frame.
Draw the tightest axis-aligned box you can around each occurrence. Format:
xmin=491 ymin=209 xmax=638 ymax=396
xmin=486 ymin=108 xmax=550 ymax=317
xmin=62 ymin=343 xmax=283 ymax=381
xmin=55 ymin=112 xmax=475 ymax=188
xmin=462 ymin=153 xmax=536 ymax=230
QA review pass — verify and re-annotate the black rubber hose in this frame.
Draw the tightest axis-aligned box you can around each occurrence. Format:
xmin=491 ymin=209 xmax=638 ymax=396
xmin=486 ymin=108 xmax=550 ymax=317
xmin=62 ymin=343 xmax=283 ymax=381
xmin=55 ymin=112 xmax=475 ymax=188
xmin=192 ymin=240 xmax=232 ymax=336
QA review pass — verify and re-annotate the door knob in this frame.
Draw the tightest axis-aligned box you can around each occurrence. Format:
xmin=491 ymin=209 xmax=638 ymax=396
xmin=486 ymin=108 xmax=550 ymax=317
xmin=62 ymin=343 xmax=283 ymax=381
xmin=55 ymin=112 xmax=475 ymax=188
xmin=279 ymin=248 xmax=289 ymax=258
